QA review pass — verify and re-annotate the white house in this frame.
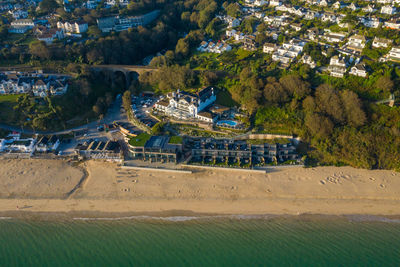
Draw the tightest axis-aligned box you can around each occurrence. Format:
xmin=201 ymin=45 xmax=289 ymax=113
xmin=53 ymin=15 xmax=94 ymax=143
xmin=384 ymin=19 xmax=400 ymax=30
xmin=301 ymin=54 xmax=316 ymax=68
xmin=86 ymin=0 xmax=100 ymax=9
xmin=362 ymin=4 xmax=375 ymax=13
xmin=346 ymin=34 xmax=366 ymax=52
xmin=269 ymin=0 xmax=282 ymax=6
xmin=349 ymin=63 xmax=367 ymax=77
xmin=9 ymin=19 xmax=35 ymax=33
xmin=372 ymin=37 xmax=392 ymax=48
xmin=290 ymin=23 xmax=302 ymax=31
xmin=37 ymin=28 xmax=64 ymax=44
xmin=272 ymin=40 xmax=306 ymax=65
xmin=324 ymin=31 xmax=346 ymax=43
xmin=381 ymin=6 xmax=396 ymax=15
xmin=263 ymin=43 xmax=277 ymax=53
xmin=328 ymin=55 xmax=347 ymax=77
xmin=348 ymin=3 xmax=358 ymax=11
xmin=319 ymin=0 xmax=329 ymax=6
xmin=32 ymin=80 xmax=49 ymax=97
xmin=321 ymin=12 xmax=336 ymax=23
xmin=304 ymin=11 xmax=320 ymax=20
xmin=254 ymin=0 xmax=268 ymax=6
xmin=361 ymin=17 xmax=381 ymax=28
xmin=57 ymin=21 xmax=88 ymax=34
xmin=8 ymin=9 xmax=28 ymax=19
xmin=387 ymin=46 xmax=400 ymax=62
xmin=154 ymin=87 xmax=216 ymax=120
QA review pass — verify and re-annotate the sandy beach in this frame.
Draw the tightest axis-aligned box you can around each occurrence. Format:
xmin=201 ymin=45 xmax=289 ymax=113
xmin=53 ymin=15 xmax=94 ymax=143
xmin=0 ymin=159 xmax=400 ymax=218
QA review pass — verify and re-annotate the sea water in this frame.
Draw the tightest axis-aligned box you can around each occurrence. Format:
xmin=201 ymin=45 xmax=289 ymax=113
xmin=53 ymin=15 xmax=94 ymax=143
xmin=1 ymin=215 xmax=400 ymax=267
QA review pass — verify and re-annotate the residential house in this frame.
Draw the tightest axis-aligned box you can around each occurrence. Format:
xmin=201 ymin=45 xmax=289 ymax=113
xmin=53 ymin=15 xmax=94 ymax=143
xmin=348 ymin=3 xmax=358 ymax=11
xmin=49 ymin=79 xmax=69 ymax=95
xmin=345 ymin=34 xmax=366 ymax=52
xmin=243 ymin=35 xmax=257 ymax=51
xmin=319 ymin=0 xmax=329 ymax=6
xmin=9 ymin=19 xmax=35 ymax=33
xmin=97 ymin=10 xmax=160 ymax=32
xmin=254 ymin=0 xmax=268 ymax=6
xmin=362 ymin=4 xmax=375 ymax=13
xmin=323 ymin=31 xmax=346 ymax=43
xmin=37 ymin=28 xmax=64 ymax=44
xmin=372 ymin=37 xmax=392 ymax=48
xmin=106 ymin=0 xmax=130 ymax=6
xmin=234 ymin=31 xmax=245 ymax=41
xmin=321 ymin=12 xmax=336 ymax=23
xmin=301 ymin=54 xmax=316 ymax=68
xmin=349 ymin=63 xmax=368 ymax=77
xmin=290 ymin=23 xmax=302 ymax=31
xmin=387 ymin=46 xmax=400 ymax=62
xmin=377 ymin=0 xmax=393 ymax=4
xmin=306 ymin=27 xmax=320 ymax=41
xmin=263 ymin=43 xmax=277 ymax=53
xmin=328 ymin=55 xmax=347 ymax=77
xmin=8 ymin=9 xmax=28 ymax=19
xmin=32 ymin=79 xmax=49 ymax=97
xmin=276 ymin=4 xmax=291 ymax=12
xmin=272 ymin=39 xmax=306 ymax=66
xmin=86 ymin=0 xmax=100 ymax=9
xmin=361 ymin=17 xmax=381 ymax=28
xmin=304 ymin=11 xmax=320 ymax=20
xmin=384 ymin=19 xmax=400 ymax=30
xmin=269 ymin=0 xmax=282 ymax=6
xmin=333 ymin=1 xmax=347 ymax=9
xmin=226 ymin=28 xmax=237 ymax=38
xmin=57 ymin=21 xmax=88 ymax=34
xmin=381 ymin=6 xmax=396 ymax=15
xmin=197 ymin=41 xmax=209 ymax=52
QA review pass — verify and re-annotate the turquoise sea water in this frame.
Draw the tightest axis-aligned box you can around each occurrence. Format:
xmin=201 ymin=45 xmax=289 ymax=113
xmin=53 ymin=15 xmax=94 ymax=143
xmin=1 ymin=216 xmax=400 ymax=267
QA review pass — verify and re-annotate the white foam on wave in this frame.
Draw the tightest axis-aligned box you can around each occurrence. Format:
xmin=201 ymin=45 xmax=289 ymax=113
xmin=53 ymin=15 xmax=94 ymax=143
xmin=0 ymin=217 xmax=12 ymax=220
xmin=345 ymin=215 xmax=400 ymax=223
xmin=73 ymin=214 xmax=276 ymax=222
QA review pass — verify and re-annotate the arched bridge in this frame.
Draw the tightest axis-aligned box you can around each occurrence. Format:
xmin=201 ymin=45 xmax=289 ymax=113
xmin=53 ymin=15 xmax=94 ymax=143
xmin=91 ymin=65 xmax=159 ymax=90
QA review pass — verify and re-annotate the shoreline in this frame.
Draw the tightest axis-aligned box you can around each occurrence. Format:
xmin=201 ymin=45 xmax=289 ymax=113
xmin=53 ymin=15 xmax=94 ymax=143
xmin=2 ymin=197 xmax=400 ymax=220
xmin=2 ymin=209 xmax=400 ymax=223
xmin=0 ymin=159 xmax=400 ymax=220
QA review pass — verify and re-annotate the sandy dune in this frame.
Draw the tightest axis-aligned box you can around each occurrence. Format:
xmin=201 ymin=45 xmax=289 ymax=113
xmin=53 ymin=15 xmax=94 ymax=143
xmin=0 ymin=159 xmax=400 ymax=217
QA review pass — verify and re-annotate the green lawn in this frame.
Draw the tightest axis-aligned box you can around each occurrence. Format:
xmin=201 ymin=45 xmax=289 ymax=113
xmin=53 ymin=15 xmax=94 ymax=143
xmin=168 ymin=136 xmax=183 ymax=144
xmin=216 ymin=89 xmax=238 ymax=107
xmin=129 ymin=132 xmax=151 ymax=147
xmin=0 ymin=94 xmax=23 ymax=125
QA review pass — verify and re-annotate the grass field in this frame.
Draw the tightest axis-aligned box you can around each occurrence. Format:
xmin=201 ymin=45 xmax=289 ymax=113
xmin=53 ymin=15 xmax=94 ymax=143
xmin=0 ymin=94 xmax=22 ymax=125
xmin=216 ymin=89 xmax=238 ymax=107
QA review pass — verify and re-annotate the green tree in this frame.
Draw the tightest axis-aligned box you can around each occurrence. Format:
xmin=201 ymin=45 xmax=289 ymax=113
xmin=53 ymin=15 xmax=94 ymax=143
xmin=39 ymin=0 xmax=59 ymax=13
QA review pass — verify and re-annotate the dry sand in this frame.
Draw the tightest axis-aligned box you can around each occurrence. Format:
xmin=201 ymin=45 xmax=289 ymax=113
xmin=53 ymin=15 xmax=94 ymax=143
xmin=1 ymin=159 xmax=400 ymax=218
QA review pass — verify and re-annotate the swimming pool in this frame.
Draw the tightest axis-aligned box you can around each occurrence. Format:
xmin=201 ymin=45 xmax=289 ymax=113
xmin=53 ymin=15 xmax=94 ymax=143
xmin=217 ymin=120 xmax=238 ymax=126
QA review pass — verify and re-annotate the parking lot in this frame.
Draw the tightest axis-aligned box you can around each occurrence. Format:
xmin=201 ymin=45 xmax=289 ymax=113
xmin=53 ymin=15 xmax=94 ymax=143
xmin=130 ymin=95 xmax=159 ymax=128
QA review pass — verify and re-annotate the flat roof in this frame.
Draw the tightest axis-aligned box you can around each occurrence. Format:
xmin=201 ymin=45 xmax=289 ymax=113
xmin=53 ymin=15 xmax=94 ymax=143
xmin=129 ymin=133 xmax=151 ymax=147
xmin=145 ymin=136 xmax=168 ymax=149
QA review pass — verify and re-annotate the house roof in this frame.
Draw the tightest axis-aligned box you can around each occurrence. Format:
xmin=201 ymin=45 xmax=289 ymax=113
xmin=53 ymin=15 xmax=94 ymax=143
xmin=197 ymin=111 xmax=214 ymax=119
xmin=353 ymin=63 xmax=366 ymax=71
xmin=373 ymin=37 xmax=392 ymax=44
xmin=197 ymin=86 xmax=215 ymax=102
xmin=350 ymin=34 xmax=366 ymax=41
